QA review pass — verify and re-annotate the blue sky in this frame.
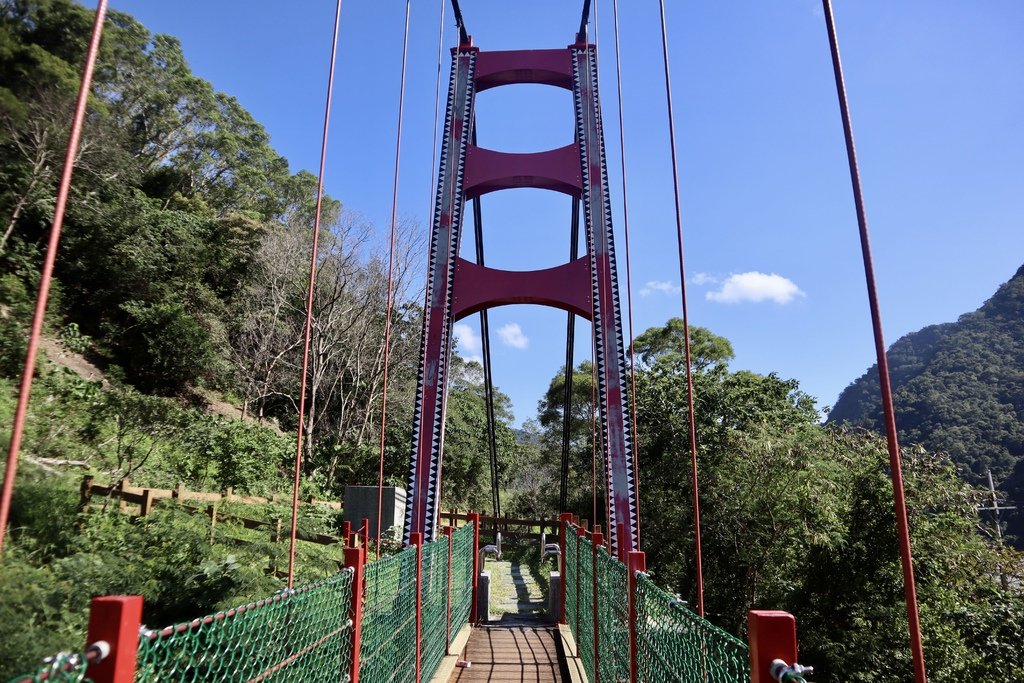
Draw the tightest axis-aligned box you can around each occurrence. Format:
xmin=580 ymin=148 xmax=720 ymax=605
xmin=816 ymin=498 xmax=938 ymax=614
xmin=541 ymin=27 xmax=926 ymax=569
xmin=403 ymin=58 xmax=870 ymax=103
xmin=97 ymin=1 xmax=1024 ymax=425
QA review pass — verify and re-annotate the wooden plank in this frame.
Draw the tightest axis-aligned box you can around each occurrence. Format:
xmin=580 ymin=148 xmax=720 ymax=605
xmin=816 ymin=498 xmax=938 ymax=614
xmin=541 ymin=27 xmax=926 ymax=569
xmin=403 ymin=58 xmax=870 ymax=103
xmin=448 ymin=625 xmax=570 ymax=683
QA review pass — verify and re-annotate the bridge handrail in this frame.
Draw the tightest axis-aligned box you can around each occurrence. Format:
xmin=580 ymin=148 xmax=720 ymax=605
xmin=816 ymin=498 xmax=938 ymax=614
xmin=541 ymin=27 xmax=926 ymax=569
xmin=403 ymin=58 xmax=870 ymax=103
xmin=134 ymin=569 xmax=355 ymax=682
xmin=9 ymin=517 xmax=480 ymax=683
xmin=560 ymin=520 xmax=803 ymax=683
xmin=633 ymin=572 xmax=750 ymax=682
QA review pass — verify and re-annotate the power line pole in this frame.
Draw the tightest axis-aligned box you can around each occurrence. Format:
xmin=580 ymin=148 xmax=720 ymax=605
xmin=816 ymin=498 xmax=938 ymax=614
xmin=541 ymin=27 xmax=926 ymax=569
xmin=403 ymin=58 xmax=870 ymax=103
xmin=977 ymin=469 xmax=1016 ymax=589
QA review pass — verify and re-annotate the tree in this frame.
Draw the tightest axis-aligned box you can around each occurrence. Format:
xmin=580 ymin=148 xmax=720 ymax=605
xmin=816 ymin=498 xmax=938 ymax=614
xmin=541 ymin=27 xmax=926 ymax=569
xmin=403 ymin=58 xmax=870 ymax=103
xmin=439 ymin=354 xmax=519 ymax=513
xmin=536 ymin=360 xmax=603 ymax=517
xmin=626 ymin=318 xmax=1024 ymax=682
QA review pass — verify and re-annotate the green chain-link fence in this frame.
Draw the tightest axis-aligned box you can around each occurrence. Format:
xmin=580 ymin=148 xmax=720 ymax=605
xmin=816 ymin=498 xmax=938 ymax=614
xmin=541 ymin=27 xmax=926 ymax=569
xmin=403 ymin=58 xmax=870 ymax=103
xmin=449 ymin=522 xmax=474 ymax=642
xmin=564 ymin=528 xmax=579 ymax=657
xmin=6 ymin=651 xmax=97 ymax=683
xmin=359 ymin=545 xmax=417 ymax=683
xmin=134 ymin=570 xmax=354 ymax=682
xmin=419 ymin=537 xmax=449 ymax=681
xmin=575 ymin=531 xmax=596 ymax=683
xmin=562 ymin=524 xmax=752 ymax=683
xmin=595 ymin=545 xmax=629 ymax=683
xmin=9 ymin=517 xmax=486 ymax=683
xmin=634 ymin=572 xmax=750 ymax=683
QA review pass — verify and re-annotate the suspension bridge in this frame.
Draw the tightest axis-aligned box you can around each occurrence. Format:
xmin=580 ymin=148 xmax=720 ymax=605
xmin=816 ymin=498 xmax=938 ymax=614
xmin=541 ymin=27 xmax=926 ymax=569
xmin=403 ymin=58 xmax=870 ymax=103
xmin=2 ymin=1 xmax=931 ymax=682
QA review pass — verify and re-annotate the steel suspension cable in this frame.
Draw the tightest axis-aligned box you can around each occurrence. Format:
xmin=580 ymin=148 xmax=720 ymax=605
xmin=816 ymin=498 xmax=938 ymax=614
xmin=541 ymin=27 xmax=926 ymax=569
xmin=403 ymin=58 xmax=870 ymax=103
xmin=287 ymin=0 xmax=344 ymax=588
xmin=428 ymin=0 xmax=446 ymax=193
xmin=0 ymin=0 xmax=110 ymax=556
xmin=559 ymin=200 xmax=581 ymax=514
xmin=611 ymin=0 xmax=641 ymax=547
xmin=470 ymin=126 xmax=502 ymax=524
xmin=450 ymin=0 xmax=469 ymax=46
xmin=821 ymin=2 xmax=927 ymax=680
xmin=376 ymin=0 xmax=413 ymax=558
xmin=655 ymin=0 xmax=705 ymax=616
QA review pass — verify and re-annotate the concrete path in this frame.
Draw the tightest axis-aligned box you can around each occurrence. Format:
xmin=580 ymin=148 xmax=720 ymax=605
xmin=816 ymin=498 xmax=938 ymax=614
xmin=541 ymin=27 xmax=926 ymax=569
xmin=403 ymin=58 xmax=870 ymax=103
xmin=484 ymin=556 xmax=548 ymax=618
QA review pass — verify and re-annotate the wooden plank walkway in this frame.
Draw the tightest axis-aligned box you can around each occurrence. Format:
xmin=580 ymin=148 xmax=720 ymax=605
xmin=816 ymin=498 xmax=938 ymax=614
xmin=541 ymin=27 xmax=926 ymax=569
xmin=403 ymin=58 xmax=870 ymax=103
xmin=447 ymin=620 xmax=571 ymax=682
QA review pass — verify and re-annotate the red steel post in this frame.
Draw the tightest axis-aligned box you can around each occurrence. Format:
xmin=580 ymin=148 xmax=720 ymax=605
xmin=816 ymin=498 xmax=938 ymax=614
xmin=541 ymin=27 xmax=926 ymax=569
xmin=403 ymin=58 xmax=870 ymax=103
xmin=443 ymin=525 xmax=454 ymax=654
xmin=591 ymin=531 xmax=604 ymax=683
xmin=559 ymin=512 xmax=572 ymax=623
xmin=411 ymin=532 xmax=424 ymax=683
xmin=84 ymin=596 xmax=142 ymax=683
xmin=627 ymin=551 xmax=646 ymax=683
xmin=342 ymin=520 xmax=352 ymax=547
xmin=469 ymin=512 xmax=480 ymax=624
xmin=747 ymin=610 xmax=798 ymax=683
xmin=344 ymin=545 xmax=366 ymax=683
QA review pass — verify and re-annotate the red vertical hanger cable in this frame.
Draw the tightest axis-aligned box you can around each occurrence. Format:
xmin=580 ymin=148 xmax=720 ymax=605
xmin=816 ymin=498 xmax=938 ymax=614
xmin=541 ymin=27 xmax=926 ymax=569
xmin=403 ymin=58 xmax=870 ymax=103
xmin=821 ymin=2 xmax=927 ymax=681
xmin=655 ymin=0 xmax=705 ymax=616
xmin=287 ymin=0 xmax=344 ymax=588
xmin=0 ymin=0 xmax=110 ymax=557
xmin=376 ymin=0 xmax=413 ymax=556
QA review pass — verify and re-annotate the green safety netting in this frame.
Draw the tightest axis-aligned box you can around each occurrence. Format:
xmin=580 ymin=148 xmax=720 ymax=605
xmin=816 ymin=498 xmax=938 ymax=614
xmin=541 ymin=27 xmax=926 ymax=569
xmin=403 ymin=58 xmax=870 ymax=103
xmin=419 ymin=537 xmax=449 ymax=681
xmin=562 ymin=524 xmax=751 ymax=683
xmin=134 ymin=570 xmax=354 ymax=682
xmin=359 ymin=545 xmax=417 ymax=683
xmin=594 ymin=545 xmax=629 ymax=683
xmin=574 ymin=531 xmax=596 ymax=683
xmin=11 ymin=521 xmax=479 ymax=683
xmin=6 ymin=652 xmax=95 ymax=683
xmin=448 ymin=522 xmax=474 ymax=640
xmin=564 ymin=529 xmax=579 ymax=655
xmin=634 ymin=573 xmax=750 ymax=683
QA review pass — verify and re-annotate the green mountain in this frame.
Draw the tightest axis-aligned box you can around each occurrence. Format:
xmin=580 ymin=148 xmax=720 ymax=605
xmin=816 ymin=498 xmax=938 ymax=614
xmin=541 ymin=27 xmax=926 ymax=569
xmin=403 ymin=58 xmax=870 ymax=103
xmin=828 ymin=264 xmax=1024 ymax=535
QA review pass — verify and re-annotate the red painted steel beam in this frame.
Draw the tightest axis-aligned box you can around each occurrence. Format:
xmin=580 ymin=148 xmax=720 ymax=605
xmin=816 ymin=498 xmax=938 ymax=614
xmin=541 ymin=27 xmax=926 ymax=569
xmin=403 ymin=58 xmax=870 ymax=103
xmin=85 ymin=596 xmax=143 ymax=683
xmin=474 ymin=48 xmax=573 ymax=91
xmin=748 ymin=610 xmax=797 ymax=683
xmin=344 ymin=546 xmax=366 ymax=683
xmin=406 ymin=46 xmax=478 ymax=544
xmin=463 ymin=143 xmax=582 ymax=198
xmin=570 ymin=44 xmax=639 ymax=557
xmin=451 ymin=257 xmax=592 ymax=321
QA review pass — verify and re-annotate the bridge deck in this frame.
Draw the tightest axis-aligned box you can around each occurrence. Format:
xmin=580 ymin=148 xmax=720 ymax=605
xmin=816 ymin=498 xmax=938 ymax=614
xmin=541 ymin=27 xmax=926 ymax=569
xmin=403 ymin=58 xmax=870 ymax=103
xmin=447 ymin=620 xmax=571 ymax=682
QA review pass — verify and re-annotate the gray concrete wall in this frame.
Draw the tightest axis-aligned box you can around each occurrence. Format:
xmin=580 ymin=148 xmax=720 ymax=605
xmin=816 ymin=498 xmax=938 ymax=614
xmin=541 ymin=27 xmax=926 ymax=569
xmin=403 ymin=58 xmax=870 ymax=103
xmin=342 ymin=485 xmax=406 ymax=539
xmin=548 ymin=571 xmax=561 ymax=623
xmin=477 ymin=570 xmax=490 ymax=623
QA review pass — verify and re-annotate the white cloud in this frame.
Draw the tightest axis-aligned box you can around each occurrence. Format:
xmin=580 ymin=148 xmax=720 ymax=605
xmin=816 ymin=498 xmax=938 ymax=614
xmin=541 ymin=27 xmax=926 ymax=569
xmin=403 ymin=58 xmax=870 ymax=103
xmin=497 ymin=323 xmax=529 ymax=350
xmin=640 ymin=280 xmax=680 ymax=296
xmin=453 ymin=323 xmax=482 ymax=363
xmin=705 ymin=272 xmax=805 ymax=305
xmin=692 ymin=272 xmax=718 ymax=286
